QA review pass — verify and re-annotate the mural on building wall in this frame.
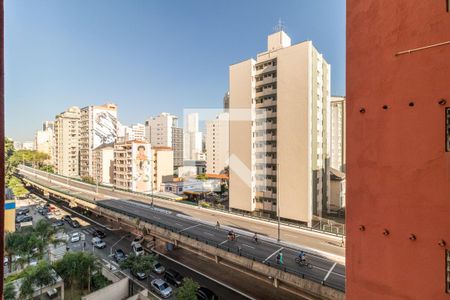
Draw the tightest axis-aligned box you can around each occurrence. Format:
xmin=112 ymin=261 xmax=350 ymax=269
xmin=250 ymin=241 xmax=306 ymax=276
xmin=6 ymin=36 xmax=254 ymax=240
xmin=93 ymin=109 xmax=118 ymax=148
xmin=132 ymin=143 xmax=152 ymax=192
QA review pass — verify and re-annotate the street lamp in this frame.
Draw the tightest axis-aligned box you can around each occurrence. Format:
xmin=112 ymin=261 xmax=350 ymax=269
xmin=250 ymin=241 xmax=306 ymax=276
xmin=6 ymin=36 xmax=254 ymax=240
xmin=110 ymin=233 xmax=130 ymax=257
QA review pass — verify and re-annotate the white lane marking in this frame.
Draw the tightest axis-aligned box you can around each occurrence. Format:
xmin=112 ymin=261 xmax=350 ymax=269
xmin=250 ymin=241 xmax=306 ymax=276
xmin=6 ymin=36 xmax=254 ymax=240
xmin=263 ymin=247 xmax=284 ymax=263
xmin=242 ymin=244 xmax=255 ymax=249
xmin=175 ymin=222 xmax=182 ymax=226
xmin=219 ymin=239 xmax=229 ymax=245
xmin=178 ymin=223 xmax=202 ymax=233
xmin=323 ymin=262 xmax=337 ymax=282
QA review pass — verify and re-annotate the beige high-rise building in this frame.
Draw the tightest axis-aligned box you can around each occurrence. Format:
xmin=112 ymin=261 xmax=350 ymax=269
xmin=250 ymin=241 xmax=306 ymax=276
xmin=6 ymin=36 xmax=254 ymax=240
xmin=206 ymin=113 xmax=229 ymax=174
xmin=80 ymin=103 xmax=118 ymax=178
xmin=92 ymin=143 xmax=114 ymax=185
xmin=229 ymin=30 xmax=331 ymax=225
xmin=54 ymin=106 xmax=81 ymax=177
xmin=152 ymin=147 xmax=174 ymax=191
xmin=145 ymin=113 xmax=182 ymax=168
xmin=330 ymin=96 xmax=346 ymax=172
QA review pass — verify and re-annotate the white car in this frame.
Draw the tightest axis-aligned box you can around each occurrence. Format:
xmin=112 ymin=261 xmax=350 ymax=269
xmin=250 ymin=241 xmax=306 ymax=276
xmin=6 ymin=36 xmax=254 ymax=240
xmin=91 ymin=237 xmax=106 ymax=249
xmin=131 ymin=236 xmax=144 ymax=247
xmin=71 ymin=232 xmax=81 ymax=243
xmin=132 ymin=243 xmax=144 ymax=256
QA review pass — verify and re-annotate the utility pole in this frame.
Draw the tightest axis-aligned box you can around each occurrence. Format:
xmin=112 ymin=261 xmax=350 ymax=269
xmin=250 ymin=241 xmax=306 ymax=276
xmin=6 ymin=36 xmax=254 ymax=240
xmin=277 ymin=163 xmax=281 ymax=242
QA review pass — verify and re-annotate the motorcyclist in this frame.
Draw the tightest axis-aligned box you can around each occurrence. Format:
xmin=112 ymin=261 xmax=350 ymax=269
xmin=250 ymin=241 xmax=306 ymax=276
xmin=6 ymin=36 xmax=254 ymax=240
xmin=253 ymin=233 xmax=258 ymax=243
xmin=298 ymin=250 xmax=306 ymax=262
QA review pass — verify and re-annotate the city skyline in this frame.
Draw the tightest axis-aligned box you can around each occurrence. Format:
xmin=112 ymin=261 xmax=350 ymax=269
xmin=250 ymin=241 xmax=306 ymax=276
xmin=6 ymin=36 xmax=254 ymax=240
xmin=5 ymin=0 xmax=345 ymax=141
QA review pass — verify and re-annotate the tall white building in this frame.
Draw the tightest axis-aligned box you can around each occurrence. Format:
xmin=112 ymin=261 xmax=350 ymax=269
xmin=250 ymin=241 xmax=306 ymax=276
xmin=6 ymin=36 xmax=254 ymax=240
xmin=145 ymin=113 xmax=183 ymax=168
xmin=229 ymin=30 xmax=331 ymax=225
xmin=22 ymin=141 xmax=35 ymax=150
xmin=34 ymin=128 xmax=53 ymax=155
xmin=54 ymin=106 xmax=81 ymax=177
xmin=330 ymin=96 xmax=346 ymax=172
xmin=92 ymin=143 xmax=114 ymax=185
xmin=184 ymin=112 xmax=203 ymax=161
xmin=152 ymin=147 xmax=174 ymax=191
xmin=206 ymin=113 xmax=229 ymax=174
xmin=79 ymin=104 xmax=118 ymax=178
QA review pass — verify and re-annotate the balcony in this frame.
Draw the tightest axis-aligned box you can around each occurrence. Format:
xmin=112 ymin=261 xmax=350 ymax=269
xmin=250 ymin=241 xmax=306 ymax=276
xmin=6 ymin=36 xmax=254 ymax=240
xmin=255 ymin=75 xmax=276 ymax=87
xmin=256 ymin=98 xmax=277 ymax=108
xmin=256 ymin=122 xmax=277 ymax=130
xmin=255 ymin=65 xmax=276 ymax=75
xmin=255 ymin=87 xmax=277 ymax=98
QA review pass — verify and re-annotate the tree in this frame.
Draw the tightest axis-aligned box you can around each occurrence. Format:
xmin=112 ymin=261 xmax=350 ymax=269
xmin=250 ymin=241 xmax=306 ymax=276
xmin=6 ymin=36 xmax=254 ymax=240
xmin=81 ymin=176 xmax=96 ymax=185
xmin=5 ymin=138 xmax=16 ymax=183
xmin=33 ymin=261 xmax=57 ymax=300
xmin=39 ymin=165 xmax=54 ymax=173
xmin=119 ymin=253 xmax=154 ymax=275
xmin=196 ymin=174 xmax=208 ymax=181
xmin=5 ymin=231 xmax=27 ymax=272
xmin=176 ymin=278 xmax=200 ymax=300
xmin=7 ymin=176 xmax=30 ymax=198
xmin=4 ymin=282 xmax=16 ymax=300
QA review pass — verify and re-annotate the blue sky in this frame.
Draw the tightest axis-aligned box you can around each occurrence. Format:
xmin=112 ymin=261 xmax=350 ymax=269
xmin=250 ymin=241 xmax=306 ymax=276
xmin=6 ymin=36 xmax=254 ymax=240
xmin=5 ymin=0 xmax=345 ymax=141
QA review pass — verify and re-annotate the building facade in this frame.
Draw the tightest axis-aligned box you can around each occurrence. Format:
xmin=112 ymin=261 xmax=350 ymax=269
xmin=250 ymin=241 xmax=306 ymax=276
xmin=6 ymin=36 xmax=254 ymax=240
xmin=347 ymin=1 xmax=450 ymax=299
xmin=92 ymin=143 xmax=114 ymax=185
xmin=330 ymin=96 xmax=345 ymax=172
xmin=229 ymin=30 xmax=330 ymax=224
xmin=145 ymin=112 xmax=182 ymax=169
xmin=79 ymin=103 xmax=118 ymax=178
xmin=183 ymin=112 xmax=203 ymax=161
xmin=152 ymin=147 xmax=174 ymax=192
xmin=206 ymin=112 xmax=229 ymax=174
xmin=54 ymin=106 xmax=81 ymax=177
xmin=113 ymin=140 xmax=152 ymax=193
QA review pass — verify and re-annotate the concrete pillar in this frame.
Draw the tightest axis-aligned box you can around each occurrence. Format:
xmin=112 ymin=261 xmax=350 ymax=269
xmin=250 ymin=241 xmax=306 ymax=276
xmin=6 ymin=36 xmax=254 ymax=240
xmin=273 ymin=277 xmax=279 ymax=288
xmin=174 ymin=239 xmax=178 ymax=247
xmin=60 ymin=283 xmax=65 ymax=300
xmin=215 ymin=255 xmax=220 ymax=263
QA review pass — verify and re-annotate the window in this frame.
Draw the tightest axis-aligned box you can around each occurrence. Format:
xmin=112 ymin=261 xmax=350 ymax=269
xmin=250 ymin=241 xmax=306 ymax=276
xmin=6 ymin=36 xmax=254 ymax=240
xmin=446 ymin=108 xmax=450 ymax=152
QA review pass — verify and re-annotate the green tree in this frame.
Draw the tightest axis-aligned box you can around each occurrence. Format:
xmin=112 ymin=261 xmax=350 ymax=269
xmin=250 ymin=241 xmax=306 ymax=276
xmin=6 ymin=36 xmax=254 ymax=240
xmin=196 ymin=173 xmax=208 ymax=181
xmin=19 ymin=261 xmax=56 ymax=300
xmin=4 ymin=282 xmax=16 ymax=300
xmin=5 ymin=138 xmax=16 ymax=183
xmin=175 ymin=278 xmax=200 ymax=300
xmin=7 ymin=176 xmax=29 ymax=198
xmin=120 ymin=253 xmax=155 ymax=275
xmin=81 ymin=176 xmax=96 ymax=184
xmin=39 ymin=164 xmax=54 ymax=173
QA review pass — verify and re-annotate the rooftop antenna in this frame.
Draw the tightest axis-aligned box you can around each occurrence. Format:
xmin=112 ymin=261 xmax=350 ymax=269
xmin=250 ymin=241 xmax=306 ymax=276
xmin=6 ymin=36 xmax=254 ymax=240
xmin=273 ymin=18 xmax=286 ymax=33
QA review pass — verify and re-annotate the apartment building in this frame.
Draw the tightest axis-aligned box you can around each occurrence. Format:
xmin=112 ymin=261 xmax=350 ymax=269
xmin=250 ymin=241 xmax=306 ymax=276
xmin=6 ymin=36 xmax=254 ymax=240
xmin=113 ymin=140 xmax=152 ymax=193
xmin=206 ymin=112 xmax=229 ymax=174
xmin=92 ymin=143 xmax=114 ymax=185
xmin=79 ymin=103 xmax=118 ymax=178
xmin=183 ymin=112 xmax=203 ymax=161
xmin=172 ymin=127 xmax=183 ymax=168
xmin=54 ymin=106 xmax=81 ymax=177
xmin=145 ymin=112 xmax=182 ymax=169
xmin=34 ymin=128 xmax=53 ymax=156
xmin=330 ymin=96 xmax=345 ymax=172
xmin=229 ymin=30 xmax=330 ymax=225
xmin=152 ymin=147 xmax=174 ymax=191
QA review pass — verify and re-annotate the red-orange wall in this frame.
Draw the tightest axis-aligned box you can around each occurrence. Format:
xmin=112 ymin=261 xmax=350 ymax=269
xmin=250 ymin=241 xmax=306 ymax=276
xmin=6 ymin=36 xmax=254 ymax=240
xmin=347 ymin=1 xmax=450 ymax=299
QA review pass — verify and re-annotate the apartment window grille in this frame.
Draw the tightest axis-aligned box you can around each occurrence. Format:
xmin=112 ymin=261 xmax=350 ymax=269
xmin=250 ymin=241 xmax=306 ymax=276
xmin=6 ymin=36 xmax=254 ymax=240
xmin=446 ymin=108 xmax=450 ymax=152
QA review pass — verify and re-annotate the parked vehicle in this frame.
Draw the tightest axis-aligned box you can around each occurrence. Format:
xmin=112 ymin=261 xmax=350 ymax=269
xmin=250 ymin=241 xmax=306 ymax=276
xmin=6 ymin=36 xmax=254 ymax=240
xmin=152 ymin=261 xmax=165 ymax=275
xmin=71 ymin=232 xmax=81 ymax=243
xmin=16 ymin=208 xmax=29 ymax=215
xmin=52 ymin=220 xmax=64 ymax=227
xmin=71 ymin=220 xmax=81 ymax=228
xmin=132 ymin=243 xmax=144 ymax=256
xmin=16 ymin=215 xmax=33 ymax=223
xmin=93 ymin=229 xmax=106 ymax=238
xmin=131 ymin=236 xmax=144 ymax=247
xmin=150 ymin=279 xmax=173 ymax=299
xmin=164 ymin=269 xmax=183 ymax=287
xmin=91 ymin=237 xmax=106 ymax=249
xmin=63 ymin=215 xmax=72 ymax=223
xmin=132 ymin=269 xmax=147 ymax=280
xmin=114 ymin=249 xmax=126 ymax=262
xmin=197 ymin=287 xmax=218 ymax=300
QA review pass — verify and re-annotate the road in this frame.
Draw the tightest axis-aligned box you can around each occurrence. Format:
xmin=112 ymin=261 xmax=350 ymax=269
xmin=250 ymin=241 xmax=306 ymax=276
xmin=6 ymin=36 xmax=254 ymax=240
xmin=18 ymin=167 xmax=345 ymax=292
xmin=18 ymin=165 xmax=345 ymax=264
xmin=24 ymin=195 xmax=253 ymax=300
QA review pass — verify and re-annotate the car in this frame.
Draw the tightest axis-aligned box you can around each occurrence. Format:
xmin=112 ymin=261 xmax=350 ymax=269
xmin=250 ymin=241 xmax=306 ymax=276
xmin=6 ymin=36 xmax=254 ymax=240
xmin=150 ymin=279 xmax=173 ymax=299
xmin=45 ymin=212 xmax=55 ymax=219
xmin=93 ymin=229 xmax=106 ymax=238
xmin=16 ymin=208 xmax=29 ymax=215
xmin=63 ymin=215 xmax=72 ymax=223
xmin=152 ymin=261 xmax=165 ymax=275
xmin=114 ymin=249 xmax=126 ymax=262
xmin=71 ymin=220 xmax=81 ymax=228
xmin=91 ymin=237 xmax=106 ymax=249
xmin=164 ymin=269 xmax=183 ymax=287
xmin=71 ymin=232 xmax=81 ymax=243
xmin=132 ymin=243 xmax=144 ymax=256
xmin=52 ymin=220 xmax=64 ymax=227
xmin=196 ymin=287 xmax=218 ymax=300
xmin=16 ymin=215 xmax=33 ymax=223
xmin=132 ymin=269 xmax=147 ymax=280
xmin=131 ymin=236 xmax=144 ymax=247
